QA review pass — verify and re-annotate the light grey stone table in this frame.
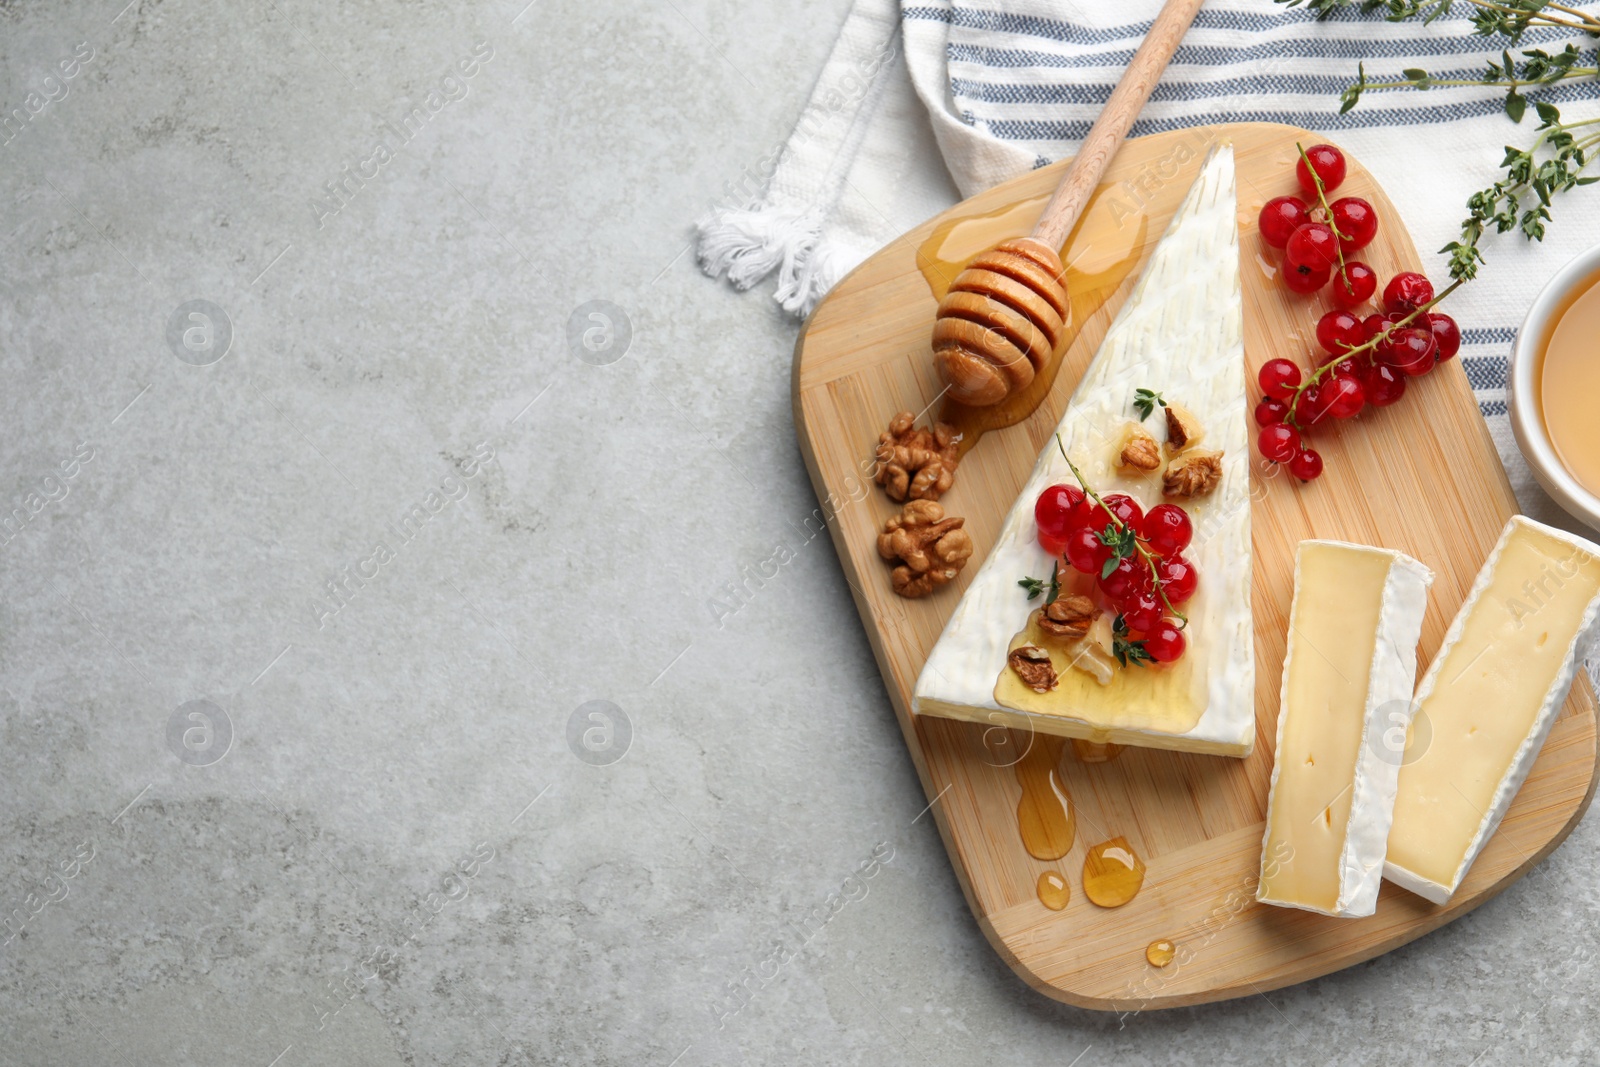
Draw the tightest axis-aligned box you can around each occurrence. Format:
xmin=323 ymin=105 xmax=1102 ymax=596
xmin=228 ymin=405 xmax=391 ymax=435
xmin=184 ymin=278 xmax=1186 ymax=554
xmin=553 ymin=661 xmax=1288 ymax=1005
xmin=2 ymin=2 xmax=1596 ymax=1064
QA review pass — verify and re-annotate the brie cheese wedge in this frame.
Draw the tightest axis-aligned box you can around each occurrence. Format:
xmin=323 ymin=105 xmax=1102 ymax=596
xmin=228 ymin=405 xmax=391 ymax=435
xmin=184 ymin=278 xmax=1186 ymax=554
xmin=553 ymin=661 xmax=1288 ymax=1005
xmin=1384 ymin=516 xmax=1600 ymax=904
xmin=1257 ymin=541 xmax=1433 ymax=918
xmin=912 ymin=144 xmax=1254 ymax=757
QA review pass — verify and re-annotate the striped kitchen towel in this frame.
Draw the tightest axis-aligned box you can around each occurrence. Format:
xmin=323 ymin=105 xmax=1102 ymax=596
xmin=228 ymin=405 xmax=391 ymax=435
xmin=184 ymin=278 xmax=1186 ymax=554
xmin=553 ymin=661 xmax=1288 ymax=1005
xmin=698 ymin=0 xmax=1600 ymax=582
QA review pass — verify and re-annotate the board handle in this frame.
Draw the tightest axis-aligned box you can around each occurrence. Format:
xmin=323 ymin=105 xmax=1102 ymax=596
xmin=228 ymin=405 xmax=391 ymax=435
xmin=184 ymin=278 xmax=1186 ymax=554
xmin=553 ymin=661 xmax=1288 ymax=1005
xmin=1030 ymin=0 xmax=1207 ymax=250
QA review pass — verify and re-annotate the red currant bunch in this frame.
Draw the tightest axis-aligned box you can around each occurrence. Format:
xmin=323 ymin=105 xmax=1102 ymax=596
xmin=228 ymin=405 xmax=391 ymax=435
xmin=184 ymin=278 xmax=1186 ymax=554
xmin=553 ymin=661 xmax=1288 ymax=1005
xmin=1258 ymin=144 xmax=1371 ymax=301
xmin=1250 ymin=147 xmax=1465 ymax=488
xmin=1031 ymin=482 xmax=1197 ymax=663
xmin=1252 ymin=270 xmax=1460 ymax=483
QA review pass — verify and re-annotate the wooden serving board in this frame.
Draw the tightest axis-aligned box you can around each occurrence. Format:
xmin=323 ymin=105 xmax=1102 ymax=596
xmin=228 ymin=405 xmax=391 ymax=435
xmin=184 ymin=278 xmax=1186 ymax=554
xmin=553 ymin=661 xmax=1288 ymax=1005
xmin=792 ymin=123 xmax=1600 ymax=1010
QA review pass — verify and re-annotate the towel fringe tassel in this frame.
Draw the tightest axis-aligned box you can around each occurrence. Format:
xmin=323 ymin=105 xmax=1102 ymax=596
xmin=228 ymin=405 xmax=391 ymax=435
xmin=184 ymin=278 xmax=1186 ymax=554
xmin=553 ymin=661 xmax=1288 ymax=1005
xmin=696 ymin=204 xmax=822 ymax=293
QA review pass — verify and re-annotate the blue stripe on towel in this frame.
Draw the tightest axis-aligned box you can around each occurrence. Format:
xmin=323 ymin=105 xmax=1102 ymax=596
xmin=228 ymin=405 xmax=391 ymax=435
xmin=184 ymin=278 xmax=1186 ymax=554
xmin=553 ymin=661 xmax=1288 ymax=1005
xmin=945 ymin=35 xmax=1586 ymax=69
xmin=949 ymin=68 xmax=1568 ymax=106
xmin=1462 ymin=355 xmax=1509 ymax=392
xmin=984 ymin=80 xmax=1600 ymax=142
xmin=903 ymin=4 xmax=1580 ymax=41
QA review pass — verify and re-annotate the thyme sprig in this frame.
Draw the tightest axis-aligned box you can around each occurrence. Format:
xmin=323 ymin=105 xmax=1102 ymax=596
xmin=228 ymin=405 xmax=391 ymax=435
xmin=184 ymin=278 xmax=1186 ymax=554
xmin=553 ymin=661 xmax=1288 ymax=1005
xmin=1112 ymin=616 xmax=1156 ymax=668
xmin=1133 ymin=388 xmax=1167 ymax=420
xmin=1018 ymin=560 xmax=1062 ymax=604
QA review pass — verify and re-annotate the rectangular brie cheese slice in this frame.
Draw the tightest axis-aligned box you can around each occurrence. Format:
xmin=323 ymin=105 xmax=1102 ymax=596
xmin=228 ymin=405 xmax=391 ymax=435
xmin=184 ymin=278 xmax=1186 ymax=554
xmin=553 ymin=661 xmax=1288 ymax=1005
xmin=1257 ymin=541 xmax=1433 ymax=918
xmin=1385 ymin=516 xmax=1600 ymax=904
xmin=913 ymin=144 xmax=1254 ymax=757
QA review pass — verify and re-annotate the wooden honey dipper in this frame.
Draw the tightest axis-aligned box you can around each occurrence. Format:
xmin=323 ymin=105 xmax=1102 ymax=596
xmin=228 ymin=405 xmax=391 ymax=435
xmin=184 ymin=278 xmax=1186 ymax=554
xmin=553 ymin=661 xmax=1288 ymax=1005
xmin=933 ymin=0 xmax=1208 ymax=407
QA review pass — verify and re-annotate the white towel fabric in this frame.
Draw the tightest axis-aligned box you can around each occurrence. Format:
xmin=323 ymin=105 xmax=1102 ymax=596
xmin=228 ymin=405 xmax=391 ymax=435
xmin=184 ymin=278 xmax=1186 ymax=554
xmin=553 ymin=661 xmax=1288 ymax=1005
xmin=699 ymin=0 xmax=1600 ymax=675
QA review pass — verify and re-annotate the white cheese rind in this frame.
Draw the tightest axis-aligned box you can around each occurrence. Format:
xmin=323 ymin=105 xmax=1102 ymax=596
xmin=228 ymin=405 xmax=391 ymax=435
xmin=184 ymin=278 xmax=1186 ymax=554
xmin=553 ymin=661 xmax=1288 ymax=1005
xmin=911 ymin=144 xmax=1253 ymax=757
xmin=1257 ymin=540 xmax=1433 ymax=918
xmin=1383 ymin=515 xmax=1600 ymax=904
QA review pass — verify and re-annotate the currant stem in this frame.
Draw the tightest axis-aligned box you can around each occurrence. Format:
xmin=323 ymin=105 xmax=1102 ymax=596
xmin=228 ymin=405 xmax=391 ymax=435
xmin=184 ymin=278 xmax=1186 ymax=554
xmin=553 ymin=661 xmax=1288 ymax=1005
xmin=1055 ymin=435 xmax=1190 ymax=628
xmin=1282 ymin=278 xmax=1468 ymax=431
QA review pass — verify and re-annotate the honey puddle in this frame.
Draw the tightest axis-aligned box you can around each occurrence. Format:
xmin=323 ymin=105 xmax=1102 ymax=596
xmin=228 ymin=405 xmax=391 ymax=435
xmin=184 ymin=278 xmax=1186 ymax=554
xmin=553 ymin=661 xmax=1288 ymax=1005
xmin=1083 ymin=836 xmax=1146 ymax=908
xmin=916 ymin=185 xmax=1149 ymax=456
xmin=1145 ymin=939 xmax=1176 ymax=968
xmin=1014 ymin=736 xmax=1074 ymax=861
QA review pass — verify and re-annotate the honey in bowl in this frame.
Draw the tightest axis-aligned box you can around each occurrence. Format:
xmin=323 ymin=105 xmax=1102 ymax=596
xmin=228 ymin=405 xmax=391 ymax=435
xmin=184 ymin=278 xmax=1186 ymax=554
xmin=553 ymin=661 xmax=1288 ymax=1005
xmin=1539 ymin=270 xmax=1600 ymax=498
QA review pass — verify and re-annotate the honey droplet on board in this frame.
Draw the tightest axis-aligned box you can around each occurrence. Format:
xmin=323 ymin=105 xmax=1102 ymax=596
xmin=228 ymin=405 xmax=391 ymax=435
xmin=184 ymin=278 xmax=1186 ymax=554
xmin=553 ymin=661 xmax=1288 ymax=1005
xmin=1083 ymin=836 xmax=1145 ymax=908
xmin=1014 ymin=737 xmax=1074 ymax=861
xmin=1037 ymin=870 xmax=1070 ymax=911
xmin=1146 ymin=939 xmax=1176 ymax=968
xmin=1071 ymin=739 xmax=1124 ymax=764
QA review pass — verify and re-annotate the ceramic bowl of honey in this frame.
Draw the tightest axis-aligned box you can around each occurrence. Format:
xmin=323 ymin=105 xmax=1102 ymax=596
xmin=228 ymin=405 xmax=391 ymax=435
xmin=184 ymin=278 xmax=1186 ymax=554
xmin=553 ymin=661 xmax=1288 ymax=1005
xmin=1510 ymin=245 xmax=1600 ymax=535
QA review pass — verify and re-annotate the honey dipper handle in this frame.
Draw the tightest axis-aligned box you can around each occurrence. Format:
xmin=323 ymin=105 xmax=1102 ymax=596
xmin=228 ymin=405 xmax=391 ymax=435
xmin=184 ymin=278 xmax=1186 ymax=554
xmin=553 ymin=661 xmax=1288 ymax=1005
xmin=1030 ymin=0 xmax=1206 ymax=251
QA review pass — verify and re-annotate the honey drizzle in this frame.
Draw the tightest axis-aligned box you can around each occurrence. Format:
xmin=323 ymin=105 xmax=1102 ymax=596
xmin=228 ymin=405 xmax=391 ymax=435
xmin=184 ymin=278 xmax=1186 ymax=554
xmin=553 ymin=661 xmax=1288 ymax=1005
xmin=1082 ymin=836 xmax=1146 ymax=908
xmin=1013 ymin=736 xmax=1074 ymax=861
xmin=1071 ymin=739 xmax=1124 ymax=764
xmin=916 ymin=185 xmax=1149 ymax=457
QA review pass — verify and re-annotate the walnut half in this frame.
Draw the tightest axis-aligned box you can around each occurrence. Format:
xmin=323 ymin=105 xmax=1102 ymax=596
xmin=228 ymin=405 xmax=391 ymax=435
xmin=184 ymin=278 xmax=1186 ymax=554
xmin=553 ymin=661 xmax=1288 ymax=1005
xmin=1163 ymin=450 xmax=1224 ymax=498
xmin=1008 ymin=645 xmax=1059 ymax=693
xmin=875 ymin=411 xmax=962 ymax=502
xmin=1038 ymin=595 xmax=1100 ymax=638
xmin=1164 ymin=403 xmax=1204 ymax=453
xmin=877 ymin=499 xmax=974 ymax=598
xmin=1116 ymin=422 xmax=1162 ymax=474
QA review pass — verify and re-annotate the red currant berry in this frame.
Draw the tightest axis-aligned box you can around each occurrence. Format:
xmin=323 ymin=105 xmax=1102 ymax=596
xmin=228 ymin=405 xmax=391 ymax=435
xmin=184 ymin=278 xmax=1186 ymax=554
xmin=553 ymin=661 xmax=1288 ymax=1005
xmin=1360 ymin=362 xmax=1407 ymax=407
xmin=1258 ymin=423 xmax=1301 ymax=463
xmin=1100 ymin=556 xmax=1149 ymax=601
xmin=1143 ymin=621 xmax=1187 ymax=664
xmin=1258 ymin=359 xmax=1303 ymax=400
xmin=1118 ymin=591 xmax=1163 ymax=634
xmin=1329 ymin=196 xmax=1378 ymax=252
xmin=1082 ymin=492 xmax=1143 ymax=534
xmin=1296 ymin=144 xmax=1347 ymax=195
xmin=1379 ymin=326 xmax=1437 ymax=377
xmin=1154 ymin=555 xmax=1199 ymax=605
xmin=1296 ymin=383 xmax=1337 ymax=428
xmin=1285 ymin=223 xmax=1339 ymax=273
xmin=1284 ymin=262 xmax=1332 ymax=295
xmin=1254 ymin=397 xmax=1289 ymax=426
xmin=1034 ymin=484 xmax=1085 ymax=553
xmin=1383 ymin=272 xmax=1435 ymax=314
xmin=1065 ymin=526 xmax=1110 ymax=575
xmin=1427 ymin=312 xmax=1461 ymax=361
xmin=1141 ymin=503 xmax=1193 ymax=556
xmin=1288 ymin=448 xmax=1324 ymax=481
xmin=1316 ymin=309 xmax=1366 ymax=356
xmin=1258 ymin=196 xmax=1310 ymax=249
xmin=1330 ymin=262 xmax=1378 ymax=309
xmin=1323 ymin=374 xmax=1366 ymax=419
xmin=1362 ymin=311 xmax=1404 ymax=343
xmin=1331 ymin=353 xmax=1365 ymax=377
